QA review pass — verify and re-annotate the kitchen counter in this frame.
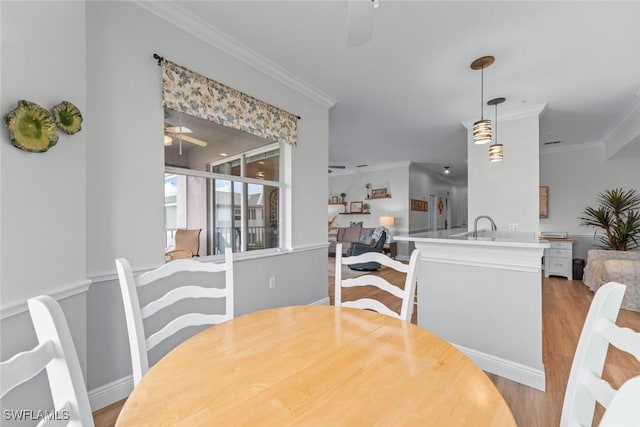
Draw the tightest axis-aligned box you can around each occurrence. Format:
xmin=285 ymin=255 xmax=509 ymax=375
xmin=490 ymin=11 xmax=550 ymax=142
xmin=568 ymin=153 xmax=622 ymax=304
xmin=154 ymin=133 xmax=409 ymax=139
xmin=396 ymin=229 xmax=547 ymax=247
xmin=395 ymin=229 xmax=549 ymax=390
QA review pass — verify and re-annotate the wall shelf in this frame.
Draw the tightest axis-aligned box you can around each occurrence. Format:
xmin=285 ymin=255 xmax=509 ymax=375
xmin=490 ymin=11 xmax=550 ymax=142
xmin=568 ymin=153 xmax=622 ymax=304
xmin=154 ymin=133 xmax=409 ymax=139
xmin=339 ymin=212 xmax=371 ymax=215
xmin=366 ymin=195 xmax=392 ymax=200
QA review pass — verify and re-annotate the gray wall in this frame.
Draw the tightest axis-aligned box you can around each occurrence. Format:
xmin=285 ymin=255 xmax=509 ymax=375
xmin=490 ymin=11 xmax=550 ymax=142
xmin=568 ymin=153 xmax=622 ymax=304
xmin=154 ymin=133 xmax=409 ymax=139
xmin=87 ymin=248 xmax=328 ymax=391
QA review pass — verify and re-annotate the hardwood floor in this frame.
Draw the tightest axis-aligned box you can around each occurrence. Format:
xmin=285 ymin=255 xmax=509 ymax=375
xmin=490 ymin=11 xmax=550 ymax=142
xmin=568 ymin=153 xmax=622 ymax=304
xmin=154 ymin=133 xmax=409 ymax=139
xmin=94 ymin=268 xmax=640 ymax=427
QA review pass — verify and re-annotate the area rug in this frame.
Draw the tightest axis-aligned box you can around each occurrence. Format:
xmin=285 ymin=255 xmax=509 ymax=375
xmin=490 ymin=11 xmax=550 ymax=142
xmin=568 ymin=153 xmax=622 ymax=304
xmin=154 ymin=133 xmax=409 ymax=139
xmin=327 ymin=258 xmax=369 ymax=279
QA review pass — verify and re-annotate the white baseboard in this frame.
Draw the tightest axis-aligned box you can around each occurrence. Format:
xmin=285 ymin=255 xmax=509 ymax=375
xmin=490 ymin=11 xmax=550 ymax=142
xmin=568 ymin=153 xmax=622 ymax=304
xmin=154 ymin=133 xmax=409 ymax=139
xmin=89 ymin=375 xmax=133 ymax=411
xmin=453 ymin=343 xmax=546 ymax=391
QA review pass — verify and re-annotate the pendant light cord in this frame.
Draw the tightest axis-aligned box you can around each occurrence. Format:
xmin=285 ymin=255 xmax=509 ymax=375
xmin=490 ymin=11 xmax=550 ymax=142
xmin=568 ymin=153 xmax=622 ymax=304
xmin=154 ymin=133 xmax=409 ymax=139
xmin=480 ymin=66 xmax=484 ymax=120
xmin=494 ymin=103 xmax=498 ymax=143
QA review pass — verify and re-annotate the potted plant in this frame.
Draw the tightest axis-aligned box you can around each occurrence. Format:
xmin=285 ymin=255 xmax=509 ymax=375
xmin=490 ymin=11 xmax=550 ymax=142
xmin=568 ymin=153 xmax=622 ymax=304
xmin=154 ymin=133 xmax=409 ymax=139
xmin=579 ymin=188 xmax=640 ymax=250
xmin=340 ymin=192 xmax=346 ymax=203
xmin=363 ymin=203 xmax=370 ymax=213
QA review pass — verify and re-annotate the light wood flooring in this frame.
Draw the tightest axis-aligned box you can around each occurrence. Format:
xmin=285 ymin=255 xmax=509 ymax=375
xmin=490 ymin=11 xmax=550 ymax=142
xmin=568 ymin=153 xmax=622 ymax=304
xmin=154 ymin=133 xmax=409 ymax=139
xmin=94 ymin=268 xmax=640 ymax=427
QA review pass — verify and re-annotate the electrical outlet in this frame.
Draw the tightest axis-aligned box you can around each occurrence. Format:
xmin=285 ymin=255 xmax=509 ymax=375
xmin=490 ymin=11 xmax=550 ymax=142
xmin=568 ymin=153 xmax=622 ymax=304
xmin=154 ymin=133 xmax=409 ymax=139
xmin=269 ymin=276 xmax=276 ymax=289
xmin=509 ymin=223 xmax=518 ymax=231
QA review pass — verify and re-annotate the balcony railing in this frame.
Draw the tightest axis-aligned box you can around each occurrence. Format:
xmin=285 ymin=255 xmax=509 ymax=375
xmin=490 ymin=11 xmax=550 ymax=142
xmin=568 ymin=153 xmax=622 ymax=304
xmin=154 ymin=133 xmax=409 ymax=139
xmin=166 ymin=226 xmax=275 ymax=254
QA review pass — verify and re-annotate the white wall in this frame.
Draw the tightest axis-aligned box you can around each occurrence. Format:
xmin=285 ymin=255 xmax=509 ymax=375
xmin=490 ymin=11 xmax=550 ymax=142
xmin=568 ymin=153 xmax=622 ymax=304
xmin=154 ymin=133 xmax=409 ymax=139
xmin=0 ymin=0 xmax=87 ymax=307
xmin=328 ymin=165 xmax=409 ymax=230
xmin=540 ymin=144 xmax=640 ymax=235
xmin=86 ymin=1 xmax=329 ymax=274
xmin=409 ymin=164 xmax=467 ymax=231
xmin=468 ymin=114 xmax=540 ymax=232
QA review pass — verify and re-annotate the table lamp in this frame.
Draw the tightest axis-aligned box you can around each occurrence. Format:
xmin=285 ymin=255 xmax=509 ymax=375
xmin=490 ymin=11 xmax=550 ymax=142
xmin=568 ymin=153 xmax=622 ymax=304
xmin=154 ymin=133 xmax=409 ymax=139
xmin=379 ymin=216 xmax=395 ymax=227
xmin=379 ymin=216 xmax=395 ymax=243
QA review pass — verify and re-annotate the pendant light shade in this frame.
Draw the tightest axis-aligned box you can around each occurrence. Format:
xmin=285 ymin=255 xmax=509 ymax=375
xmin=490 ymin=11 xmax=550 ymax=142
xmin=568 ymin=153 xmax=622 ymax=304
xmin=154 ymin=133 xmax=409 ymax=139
xmin=489 ymin=143 xmax=503 ymax=162
xmin=471 ymin=56 xmax=495 ymax=145
xmin=487 ymin=97 xmax=505 ymax=162
xmin=473 ymin=119 xmax=492 ymax=144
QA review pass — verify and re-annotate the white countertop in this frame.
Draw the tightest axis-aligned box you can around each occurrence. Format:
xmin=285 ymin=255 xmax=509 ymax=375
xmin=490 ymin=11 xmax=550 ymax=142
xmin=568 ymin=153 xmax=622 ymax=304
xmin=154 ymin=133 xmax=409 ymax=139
xmin=394 ymin=229 xmax=550 ymax=249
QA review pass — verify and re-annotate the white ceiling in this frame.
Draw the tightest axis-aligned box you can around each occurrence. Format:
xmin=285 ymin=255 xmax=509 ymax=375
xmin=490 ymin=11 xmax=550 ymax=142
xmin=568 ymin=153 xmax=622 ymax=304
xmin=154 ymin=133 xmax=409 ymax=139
xmin=146 ymin=1 xmax=640 ymax=184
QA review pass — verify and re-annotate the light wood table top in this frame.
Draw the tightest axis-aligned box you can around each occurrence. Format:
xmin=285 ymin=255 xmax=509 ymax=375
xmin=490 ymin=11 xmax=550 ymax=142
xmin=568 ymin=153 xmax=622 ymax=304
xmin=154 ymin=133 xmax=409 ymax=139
xmin=116 ymin=305 xmax=515 ymax=426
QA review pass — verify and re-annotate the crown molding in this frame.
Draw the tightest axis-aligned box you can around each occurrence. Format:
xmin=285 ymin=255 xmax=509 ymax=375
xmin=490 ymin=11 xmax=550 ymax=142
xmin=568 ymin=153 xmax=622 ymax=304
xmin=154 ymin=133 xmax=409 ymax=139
xmin=603 ymin=98 xmax=640 ymax=145
xmin=461 ymin=103 xmax=548 ymax=130
xmin=134 ymin=1 xmax=337 ymax=109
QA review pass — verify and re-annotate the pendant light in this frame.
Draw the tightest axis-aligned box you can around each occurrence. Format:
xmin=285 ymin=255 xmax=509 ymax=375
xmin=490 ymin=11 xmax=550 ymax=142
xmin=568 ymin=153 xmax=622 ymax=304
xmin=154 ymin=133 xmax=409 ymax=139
xmin=487 ymin=97 xmax=505 ymax=162
xmin=470 ymin=56 xmax=495 ymax=144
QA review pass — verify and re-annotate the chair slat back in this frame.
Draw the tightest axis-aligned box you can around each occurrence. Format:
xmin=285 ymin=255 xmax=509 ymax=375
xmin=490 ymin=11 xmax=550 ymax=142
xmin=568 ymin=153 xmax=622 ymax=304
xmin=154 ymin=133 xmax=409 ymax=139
xmin=560 ymin=282 xmax=640 ymax=427
xmin=0 ymin=341 xmax=55 ymax=398
xmin=335 ymin=244 xmax=421 ymax=321
xmin=0 ymin=296 xmax=94 ymax=427
xmin=116 ymin=247 xmax=234 ymax=386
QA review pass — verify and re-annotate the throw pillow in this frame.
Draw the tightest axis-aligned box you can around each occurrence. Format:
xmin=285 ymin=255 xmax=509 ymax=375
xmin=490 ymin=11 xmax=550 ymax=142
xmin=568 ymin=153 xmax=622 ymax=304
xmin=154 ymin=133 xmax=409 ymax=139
xmin=328 ymin=228 xmax=338 ymax=242
xmin=359 ymin=228 xmax=375 ymax=245
xmin=343 ymin=226 xmax=363 ymax=243
xmin=372 ymin=226 xmax=385 ymax=243
xmin=350 ymin=221 xmax=363 ymax=227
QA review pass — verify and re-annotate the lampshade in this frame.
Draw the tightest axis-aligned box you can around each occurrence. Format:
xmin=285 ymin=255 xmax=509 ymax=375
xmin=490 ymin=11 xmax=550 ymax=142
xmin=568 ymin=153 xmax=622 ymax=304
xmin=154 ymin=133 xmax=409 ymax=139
xmin=472 ymin=119 xmax=492 ymax=145
xmin=379 ymin=216 xmax=395 ymax=227
xmin=470 ymin=56 xmax=495 ymax=145
xmin=164 ymin=134 xmax=173 ymax=146
xmin=487 ymin=97 xmax=505 ymax=162
xmin=489 ymin=143 xmax=503 ymax=162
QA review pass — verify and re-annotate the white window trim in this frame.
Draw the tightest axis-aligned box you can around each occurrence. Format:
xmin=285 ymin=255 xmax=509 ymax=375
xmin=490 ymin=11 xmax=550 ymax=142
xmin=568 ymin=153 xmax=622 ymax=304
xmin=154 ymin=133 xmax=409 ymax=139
xmin=164 ymin=142 xmax=287 ymax=255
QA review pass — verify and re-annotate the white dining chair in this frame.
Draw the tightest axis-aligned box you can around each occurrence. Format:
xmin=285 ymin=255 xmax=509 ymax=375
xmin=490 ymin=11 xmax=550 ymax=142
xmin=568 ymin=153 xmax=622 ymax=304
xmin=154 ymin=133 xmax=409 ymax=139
xmin=335 ymin=243 xmax=421 ymax=321
xmin=116 ymin=247 xmax=234 ymax=386
xmin=598 ymin=374 xmax=640 ymax=427
xmin=560 ymin=281 xmax=640 ymax=427
xmin=0 ymin=295 xmax=94 ymax=427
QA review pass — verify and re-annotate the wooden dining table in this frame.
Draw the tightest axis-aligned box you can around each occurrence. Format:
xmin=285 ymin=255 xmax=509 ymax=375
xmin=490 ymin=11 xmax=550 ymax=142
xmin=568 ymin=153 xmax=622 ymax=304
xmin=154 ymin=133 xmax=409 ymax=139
xmin=116 ymin=305 xmax=516 ymax=426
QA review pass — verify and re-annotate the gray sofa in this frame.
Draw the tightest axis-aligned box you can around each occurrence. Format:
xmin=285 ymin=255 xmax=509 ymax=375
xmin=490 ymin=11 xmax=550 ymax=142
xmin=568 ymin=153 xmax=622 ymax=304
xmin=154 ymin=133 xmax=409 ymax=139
xmin=328 ymin=226 xmax=383 ymax=257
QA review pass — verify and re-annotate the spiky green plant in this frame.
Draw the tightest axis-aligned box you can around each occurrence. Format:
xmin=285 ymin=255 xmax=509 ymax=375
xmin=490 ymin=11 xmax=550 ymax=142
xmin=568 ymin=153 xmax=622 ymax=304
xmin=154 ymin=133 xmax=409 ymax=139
xmin=579 ymin=188 xmax=640 ymax=251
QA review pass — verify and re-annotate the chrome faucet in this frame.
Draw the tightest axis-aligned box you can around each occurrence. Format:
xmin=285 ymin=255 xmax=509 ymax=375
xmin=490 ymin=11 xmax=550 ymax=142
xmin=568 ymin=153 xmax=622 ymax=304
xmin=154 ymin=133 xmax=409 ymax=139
xmin=473 ymin=215 xmax=497 ymax=237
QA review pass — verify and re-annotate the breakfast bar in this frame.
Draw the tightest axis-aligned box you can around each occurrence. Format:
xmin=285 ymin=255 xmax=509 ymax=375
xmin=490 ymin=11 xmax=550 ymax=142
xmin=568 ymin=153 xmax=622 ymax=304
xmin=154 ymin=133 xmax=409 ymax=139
xmin=395 ymin=229 xmax=550 ymax=390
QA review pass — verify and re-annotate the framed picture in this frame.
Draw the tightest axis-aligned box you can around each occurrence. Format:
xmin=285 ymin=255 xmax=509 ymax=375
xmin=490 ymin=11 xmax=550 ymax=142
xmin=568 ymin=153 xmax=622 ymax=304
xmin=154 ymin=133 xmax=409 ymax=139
xmin=411 ymin=199 xmax=428 ymax=211
xmin=331 ymin=196 xmax=339 ymax=204
xmin=539 ymin=186 xmax=548 ymax=218
xmin=350 ymin=201 xmax=363 ymax=213
xmin=371 ymin=188 xmax=387 ymax=198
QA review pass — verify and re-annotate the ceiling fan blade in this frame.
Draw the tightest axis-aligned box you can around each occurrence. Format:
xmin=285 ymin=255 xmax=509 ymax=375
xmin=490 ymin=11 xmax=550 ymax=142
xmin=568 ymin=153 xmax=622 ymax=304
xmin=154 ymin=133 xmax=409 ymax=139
xmin=347 ymin=0 xmax=374 ymax=47
xmin=171 ymin=133 xmax=208 ymax=147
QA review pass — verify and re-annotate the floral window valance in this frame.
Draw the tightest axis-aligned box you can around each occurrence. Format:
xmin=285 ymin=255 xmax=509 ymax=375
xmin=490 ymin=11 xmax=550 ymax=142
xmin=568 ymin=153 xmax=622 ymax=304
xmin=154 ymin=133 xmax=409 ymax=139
xmin=162 ymin=59 xmax=298 ymax=146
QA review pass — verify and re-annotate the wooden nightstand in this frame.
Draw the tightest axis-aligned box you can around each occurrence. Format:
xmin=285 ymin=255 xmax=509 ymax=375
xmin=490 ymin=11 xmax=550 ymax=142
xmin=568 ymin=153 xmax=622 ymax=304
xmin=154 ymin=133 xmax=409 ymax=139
xmin=383 ymin=242 xmax=397 ymax=259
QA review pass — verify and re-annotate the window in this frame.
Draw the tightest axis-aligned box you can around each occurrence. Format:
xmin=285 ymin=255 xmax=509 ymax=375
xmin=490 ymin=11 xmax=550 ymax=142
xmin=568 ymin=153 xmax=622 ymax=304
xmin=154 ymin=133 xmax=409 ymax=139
xmin=164 ymin=109 xmax=283 ymax=255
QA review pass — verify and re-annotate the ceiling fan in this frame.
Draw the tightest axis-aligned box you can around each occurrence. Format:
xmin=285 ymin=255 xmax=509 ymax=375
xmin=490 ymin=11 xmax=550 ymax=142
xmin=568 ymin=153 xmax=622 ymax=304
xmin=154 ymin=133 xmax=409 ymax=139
xmin=164 ymin=124 xmax=208 ymax=148
xmin=346 ymin=0 xmax=379 ymax=47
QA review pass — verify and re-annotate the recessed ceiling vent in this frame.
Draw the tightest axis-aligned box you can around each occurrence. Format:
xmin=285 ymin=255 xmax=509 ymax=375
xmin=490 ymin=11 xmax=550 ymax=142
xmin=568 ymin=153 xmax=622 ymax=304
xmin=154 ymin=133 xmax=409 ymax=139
xmin=543 ymin=140 xmax=562 ymax=145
